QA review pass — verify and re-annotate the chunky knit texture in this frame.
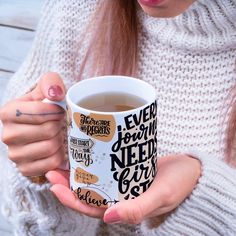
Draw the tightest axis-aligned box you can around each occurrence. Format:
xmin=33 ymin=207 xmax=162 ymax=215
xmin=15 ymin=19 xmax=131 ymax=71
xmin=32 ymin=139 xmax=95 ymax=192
xmin=0 ymin=0 xmax=236 ymax=235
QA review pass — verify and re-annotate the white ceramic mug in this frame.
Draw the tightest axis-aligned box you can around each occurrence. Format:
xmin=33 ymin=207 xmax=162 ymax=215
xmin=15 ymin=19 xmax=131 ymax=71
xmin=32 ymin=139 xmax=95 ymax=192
xmin=46 ymin=75 xmax=157 ymax=208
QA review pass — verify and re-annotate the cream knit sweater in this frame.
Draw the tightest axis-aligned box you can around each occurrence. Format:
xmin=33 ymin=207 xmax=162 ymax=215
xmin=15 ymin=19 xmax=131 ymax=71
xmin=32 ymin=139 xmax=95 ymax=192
xmin=1 ymin=0 xmax=236 ymax=235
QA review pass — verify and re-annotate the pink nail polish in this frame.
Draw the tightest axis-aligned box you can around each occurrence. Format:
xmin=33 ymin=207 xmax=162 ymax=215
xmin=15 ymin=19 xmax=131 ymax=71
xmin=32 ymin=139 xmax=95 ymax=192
xmin=45 ymin=173 xmax=50 ymax=180
xmin=48 ymin=85 xmax=63 ymax=98
xmin=104 ymin=210 xmax=121 ymax=224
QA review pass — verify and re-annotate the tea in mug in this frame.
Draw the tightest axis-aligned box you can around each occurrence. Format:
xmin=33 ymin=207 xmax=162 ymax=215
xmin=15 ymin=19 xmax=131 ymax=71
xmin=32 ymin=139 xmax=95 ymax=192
xmin=77 ymin=92 xmax=146 ymax=112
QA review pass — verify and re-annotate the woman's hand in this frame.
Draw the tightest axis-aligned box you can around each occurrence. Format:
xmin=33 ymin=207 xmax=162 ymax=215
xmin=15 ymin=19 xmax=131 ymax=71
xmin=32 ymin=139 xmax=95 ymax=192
xmin=46 ymin=169 xmax=106 ymax=218
xmin=0 ymin=72 xmax=66 ymax=177
xmin=46 ymin=154 xmax=201 ymax=222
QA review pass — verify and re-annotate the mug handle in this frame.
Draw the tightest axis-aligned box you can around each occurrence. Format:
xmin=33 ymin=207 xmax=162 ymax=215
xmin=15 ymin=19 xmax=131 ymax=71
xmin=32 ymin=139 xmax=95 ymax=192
xmin=42 ymin=98 xmax=67 ymax=110
xmin=42 ymin=98 xmax=69 ymax=170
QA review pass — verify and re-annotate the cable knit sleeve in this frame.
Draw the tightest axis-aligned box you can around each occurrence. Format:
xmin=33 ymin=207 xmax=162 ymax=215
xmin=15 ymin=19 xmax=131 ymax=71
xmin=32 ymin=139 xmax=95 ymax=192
xmin=0 ymin=1 xmax=100 ymax=235
xmin=141 ymin=150 xmax=236 ymax=236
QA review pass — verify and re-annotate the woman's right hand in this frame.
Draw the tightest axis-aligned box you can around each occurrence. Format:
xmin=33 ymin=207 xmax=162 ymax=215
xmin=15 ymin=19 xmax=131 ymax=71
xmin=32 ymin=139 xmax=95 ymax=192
xmin=0 ymin=72 xmax=67 ymax=177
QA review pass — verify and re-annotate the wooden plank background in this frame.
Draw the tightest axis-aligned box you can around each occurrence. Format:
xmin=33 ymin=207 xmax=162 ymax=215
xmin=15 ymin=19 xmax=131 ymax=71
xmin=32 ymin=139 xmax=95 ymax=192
xmin=0 ymin=0 xmax=44 ymax=234
xmin=0 ymin=0 xmax=44 ymax=100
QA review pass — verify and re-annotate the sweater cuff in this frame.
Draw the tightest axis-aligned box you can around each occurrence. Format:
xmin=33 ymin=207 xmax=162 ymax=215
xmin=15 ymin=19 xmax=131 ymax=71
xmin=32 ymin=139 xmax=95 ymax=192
xmin=9 ymin=161 xmax=51 ymax=192
xmin=1 ymin=147 xmax=100 ymax=236
xmin=141 ymin=149 xmax=236 ymax=236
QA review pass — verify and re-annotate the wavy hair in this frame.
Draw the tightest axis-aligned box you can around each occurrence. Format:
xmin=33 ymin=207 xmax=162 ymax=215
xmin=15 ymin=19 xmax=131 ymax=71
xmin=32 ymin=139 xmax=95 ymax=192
xmin=79 ymin=0 xmax=139 ymax=78
xmin=225 ymin=78 xmax=236 ymax=167
xmin=80 ymin=0 xmax=236 ymax=166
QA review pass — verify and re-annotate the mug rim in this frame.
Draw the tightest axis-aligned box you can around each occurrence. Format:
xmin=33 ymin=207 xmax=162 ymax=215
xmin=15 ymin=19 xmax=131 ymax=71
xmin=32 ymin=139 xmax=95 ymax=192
xmin=66 ymin=75 xmax=157 ymax=115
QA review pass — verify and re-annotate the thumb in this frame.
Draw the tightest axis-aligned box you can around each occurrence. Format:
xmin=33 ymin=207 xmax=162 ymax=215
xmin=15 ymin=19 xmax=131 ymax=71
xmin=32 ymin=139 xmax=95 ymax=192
xmin=23 ymin=72 xmax=66 ymax=101
xmin=103 ymin=178 xmax=164 ymax=224
xmin=103 ymin=197 xmax=147 ymax=225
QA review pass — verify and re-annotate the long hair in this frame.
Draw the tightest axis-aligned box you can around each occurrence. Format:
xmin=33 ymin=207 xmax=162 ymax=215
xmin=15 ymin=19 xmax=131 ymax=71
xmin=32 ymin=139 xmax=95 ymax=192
xmin=225 ymin=82 xmax=236 ymax=167
xmin=79 ymin=0 xmax=236 ymax=166
xmin=78 ymin=0 xmax=139 ymax=78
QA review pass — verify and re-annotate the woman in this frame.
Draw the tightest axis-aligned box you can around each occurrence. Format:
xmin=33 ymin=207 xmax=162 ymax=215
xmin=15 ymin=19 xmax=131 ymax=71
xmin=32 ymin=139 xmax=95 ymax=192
xmin=0 ymin=0 xmax=236 ymax=235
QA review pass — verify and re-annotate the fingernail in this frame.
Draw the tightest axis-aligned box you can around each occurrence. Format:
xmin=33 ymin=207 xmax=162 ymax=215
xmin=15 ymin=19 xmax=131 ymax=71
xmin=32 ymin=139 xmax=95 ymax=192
xmin=49 ymin=186 xmax=55 ymax=193
xmin=45 ymin=173 xmax=49 ymax=179
xmin=48 ymin=85 xmax=63 ymax=98
xmin=104 ymin=210 xmax=121 ymax=224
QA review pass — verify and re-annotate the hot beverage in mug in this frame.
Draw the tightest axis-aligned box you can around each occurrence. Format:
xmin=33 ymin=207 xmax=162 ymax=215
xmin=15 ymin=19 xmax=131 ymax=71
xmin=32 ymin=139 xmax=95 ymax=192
xmin=45 ymin=76 xmax=157 ymax=208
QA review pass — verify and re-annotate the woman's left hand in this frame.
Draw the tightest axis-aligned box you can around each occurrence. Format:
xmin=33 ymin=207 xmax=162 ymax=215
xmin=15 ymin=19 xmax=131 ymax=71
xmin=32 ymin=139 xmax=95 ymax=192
xmin=46 ymin=154 xmax=201 ymax=223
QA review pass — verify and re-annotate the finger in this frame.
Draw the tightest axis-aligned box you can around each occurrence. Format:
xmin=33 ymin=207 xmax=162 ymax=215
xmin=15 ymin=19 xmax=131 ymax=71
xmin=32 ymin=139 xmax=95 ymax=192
xmin=103 ymin=156 xmax=195 ymax=224
xmin=46 ymin=169 xmax=69 ymax=187
xmin=17 ymin=146 xmax=65 ymax=176
xmin=146 ymin=206 xmax=174 ymax=219
xmin=8 ymin=131 xmax=64 ymax=163
xmin=0 ymin=101 xmax=64 ymax=124
xmin=50 ymin=184 xmax=105 ymax=218
xmin=22 ymin=72 xmax=66 ymax=102
xmin=103 ymin=176 xmax=165 ymax=225
xmin=1 ymin=121 xmax=64 ymax=145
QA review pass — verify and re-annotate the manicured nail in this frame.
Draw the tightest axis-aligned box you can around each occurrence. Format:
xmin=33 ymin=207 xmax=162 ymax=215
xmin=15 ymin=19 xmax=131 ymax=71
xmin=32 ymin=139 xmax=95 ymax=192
xmin=49 ymin=186 xmax=55 ymax=193
xmin=45 ymin=172 xmax=50 ymax=180
xmin=104 ymin=210 xmax=121 ymax=224
xmin=48 ymin=85 xmax=63 ymax=98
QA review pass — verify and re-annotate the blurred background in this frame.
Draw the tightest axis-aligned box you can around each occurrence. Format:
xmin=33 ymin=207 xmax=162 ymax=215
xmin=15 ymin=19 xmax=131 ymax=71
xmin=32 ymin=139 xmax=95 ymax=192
xmin=0 ymin=1 xmax=44 ymax=235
